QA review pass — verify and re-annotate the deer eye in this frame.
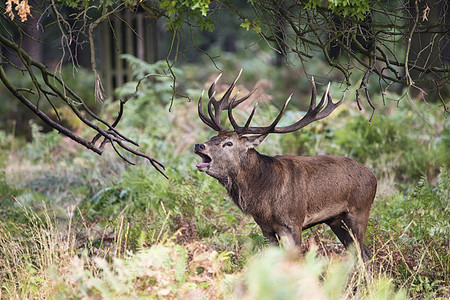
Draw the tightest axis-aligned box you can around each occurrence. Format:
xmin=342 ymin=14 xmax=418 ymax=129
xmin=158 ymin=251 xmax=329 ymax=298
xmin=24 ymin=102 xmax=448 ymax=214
xmin=223 ymin=141 xmax=233 ymax=147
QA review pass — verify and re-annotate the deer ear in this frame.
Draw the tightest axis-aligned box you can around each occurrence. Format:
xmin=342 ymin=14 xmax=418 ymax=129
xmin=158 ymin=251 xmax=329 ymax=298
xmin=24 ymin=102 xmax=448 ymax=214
xmin=244 ymin=134 xmax=268 ymax=148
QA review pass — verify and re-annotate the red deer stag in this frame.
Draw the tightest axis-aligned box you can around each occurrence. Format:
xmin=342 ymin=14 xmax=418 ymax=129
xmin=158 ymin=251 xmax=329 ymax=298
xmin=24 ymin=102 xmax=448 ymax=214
xmin=194 ymin=70 xmax=377 ymax=262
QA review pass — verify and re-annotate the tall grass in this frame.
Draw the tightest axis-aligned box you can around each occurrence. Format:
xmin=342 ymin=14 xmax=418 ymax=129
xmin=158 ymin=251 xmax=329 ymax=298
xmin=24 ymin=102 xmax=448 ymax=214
xmin=0 ymin=201 xmax=410 ymax=299
xmin=0 ymin=63 xmax=448 ymax=298
xmin=0 ymin=202 xmax=76 ymax=299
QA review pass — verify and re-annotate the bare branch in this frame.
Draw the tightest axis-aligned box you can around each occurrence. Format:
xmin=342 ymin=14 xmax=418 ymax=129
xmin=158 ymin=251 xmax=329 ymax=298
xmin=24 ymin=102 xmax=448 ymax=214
xmin=405 ymin=0 xmax=420 ymax=86
xmin=0 ymin=15 xmax=168 ymax=178
xmin=227 ymin=0 xmax=449 ymax=109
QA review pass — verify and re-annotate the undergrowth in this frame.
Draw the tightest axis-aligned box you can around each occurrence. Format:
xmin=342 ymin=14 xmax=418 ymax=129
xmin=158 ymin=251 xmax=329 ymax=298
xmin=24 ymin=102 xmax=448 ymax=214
xmin=0 ymin=64 xmax=448 ymax=299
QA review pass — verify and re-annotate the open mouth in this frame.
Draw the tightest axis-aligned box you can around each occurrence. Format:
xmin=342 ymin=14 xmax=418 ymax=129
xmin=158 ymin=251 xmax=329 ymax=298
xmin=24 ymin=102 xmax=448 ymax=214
xmin=195 ymin=152 xmax=212 ymax=170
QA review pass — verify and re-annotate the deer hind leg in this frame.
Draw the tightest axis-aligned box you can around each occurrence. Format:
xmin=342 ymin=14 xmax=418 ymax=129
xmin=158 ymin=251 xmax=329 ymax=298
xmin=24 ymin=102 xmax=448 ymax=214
xmin=327 ymin=213 xmax=371 ymax=263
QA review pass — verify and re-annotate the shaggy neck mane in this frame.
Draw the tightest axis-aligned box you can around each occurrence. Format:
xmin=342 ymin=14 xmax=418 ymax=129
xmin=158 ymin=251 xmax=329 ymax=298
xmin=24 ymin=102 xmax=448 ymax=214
xmin=219 ymin=148 xmax=278 ymax=213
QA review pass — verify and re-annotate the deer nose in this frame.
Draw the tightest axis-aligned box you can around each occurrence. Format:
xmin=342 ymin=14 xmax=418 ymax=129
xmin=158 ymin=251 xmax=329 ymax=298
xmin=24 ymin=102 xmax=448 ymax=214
xmin=195 ymin=143 xmax=205 ymax=152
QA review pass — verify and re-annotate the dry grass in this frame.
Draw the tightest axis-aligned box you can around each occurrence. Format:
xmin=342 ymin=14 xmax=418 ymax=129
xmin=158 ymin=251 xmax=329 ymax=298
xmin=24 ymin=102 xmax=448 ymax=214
xmin=0 ymin=202 xmax=415 ymax=299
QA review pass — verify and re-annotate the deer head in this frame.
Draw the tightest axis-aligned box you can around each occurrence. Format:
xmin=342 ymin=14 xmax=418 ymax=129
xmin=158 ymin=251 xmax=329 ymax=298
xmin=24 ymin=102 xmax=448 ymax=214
xmin=194 ymin=70 xmax=344 ymax=180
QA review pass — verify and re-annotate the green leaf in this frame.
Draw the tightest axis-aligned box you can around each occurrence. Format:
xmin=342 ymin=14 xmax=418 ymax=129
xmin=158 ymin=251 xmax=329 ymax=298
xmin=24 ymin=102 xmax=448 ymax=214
xmin=240 ymin=19 xmax=251 ymax=31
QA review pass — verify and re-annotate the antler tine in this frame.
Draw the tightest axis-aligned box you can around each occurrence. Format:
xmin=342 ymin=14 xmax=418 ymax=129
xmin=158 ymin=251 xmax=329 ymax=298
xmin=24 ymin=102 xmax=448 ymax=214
xmin=208 ymin=73 xmax=222 ymax=98
xmin=207 ymin=93 xmax=225 ymax=131
xmin=209 ymin=70 xmax=244 ymax=130
xmin=210 ymin=69 xmax=242 ymax=115
xmin=310 ymin=77 xmax=317 ymax=111
xmin=243 ymin=103 xmax=258 ymax=131
xmin=267 ymin=82 xmax=342 ymax=134
xmin=311 ymin=82 xmax=330 ymax=113
xmin=198 ymin=90 xmax=221 ymax=131
xmin=199 ymin=70 xmax=250 ymax=132
xmin=229 ymin=93 xmax=292 ymax=136
xmin=206 ymin=74 xmax=224 ymax=130
xmin=228 ymin=94 xmax=241 ymax=133
xmin=216 ymin=69 xmax=255 ymax=112
xmin=263 ymin=94 xmax=292 ymax=133
xmin=198 ymin=72 xmax=344 ymax=136
xmin=317 ymin=90 xmax=345 ymax=119
xmin=230 ymin=88 xmax=255 ymax=109
xmin=237 ymin=81 xmax=343 ymax=135
xmin=228 ymin=91 xmax=259 ymax=134
xmin=220 ymin=68 xmax=243 ymax=110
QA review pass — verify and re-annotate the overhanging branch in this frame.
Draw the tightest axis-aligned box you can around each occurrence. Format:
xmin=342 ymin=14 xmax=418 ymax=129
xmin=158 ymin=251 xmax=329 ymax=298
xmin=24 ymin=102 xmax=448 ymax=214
xmin=0 ymin=11 xmax=168 ymax=178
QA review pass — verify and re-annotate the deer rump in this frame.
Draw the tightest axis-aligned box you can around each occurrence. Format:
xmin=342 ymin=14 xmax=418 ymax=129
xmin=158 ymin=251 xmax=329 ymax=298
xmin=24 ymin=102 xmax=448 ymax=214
xmin=194 ymin=71 xmax=377 ymax=262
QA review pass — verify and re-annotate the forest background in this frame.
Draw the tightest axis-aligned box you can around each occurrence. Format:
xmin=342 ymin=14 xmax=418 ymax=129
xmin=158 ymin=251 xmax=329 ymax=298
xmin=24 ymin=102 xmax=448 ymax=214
xmin=0 ymin=0 xmax=449 ymax=299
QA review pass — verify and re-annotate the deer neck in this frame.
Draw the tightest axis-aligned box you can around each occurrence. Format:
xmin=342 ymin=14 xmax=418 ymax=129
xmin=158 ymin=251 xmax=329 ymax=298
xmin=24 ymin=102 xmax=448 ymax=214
xmin=219 ymin=149 xmax=276 ymax=213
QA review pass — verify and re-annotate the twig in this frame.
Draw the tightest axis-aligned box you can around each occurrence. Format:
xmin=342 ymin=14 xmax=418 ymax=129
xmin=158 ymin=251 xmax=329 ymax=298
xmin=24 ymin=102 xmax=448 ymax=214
xmin=404 ymin=0 xmax=419 ymax=86
xmin=356 ymin=71 xmax=376 ymax=124
xmin=88 ymin=4 xmax=124 ymax=102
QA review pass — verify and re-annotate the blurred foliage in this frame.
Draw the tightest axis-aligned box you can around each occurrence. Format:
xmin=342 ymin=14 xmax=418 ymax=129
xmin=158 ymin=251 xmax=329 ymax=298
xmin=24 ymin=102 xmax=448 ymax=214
xmin=306 ymin=0 xmax=373 ymax=19
xmin=233 ymin=247 xmax=407 ymax=300
xmin=0 ymin=65 xmax=96 ymax=137
xmin=21 ymin=122 xmax=62 ymax=163
xmin=332 ymin=109 xmax=449 ymax=181
xmin=368 ymin=167 xmax=449 ymax=298
xmin=0 ymin=170 xmax=22 ymax=216
xmin=378 ymin=168 xmax=449 ymax=241
xmin=117 ymin=56 xmax=182 ymax=108
xmin=0 ymin=58 xmax=449 ymax=298
xmin=159 ymin=0 xmax=214 ymax=31
xmin=280 ymin=104 xmax=449 ymax=182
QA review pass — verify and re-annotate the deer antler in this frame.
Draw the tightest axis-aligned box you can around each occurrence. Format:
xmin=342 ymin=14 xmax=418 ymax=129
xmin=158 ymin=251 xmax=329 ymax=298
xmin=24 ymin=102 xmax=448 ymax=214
xmin=198 ymin=72 xmax=344 ymax=135
xmin=228 ymin=77 xmax=345 ymax=135
xmin=198 ymin=69 xmax=254 ymax=132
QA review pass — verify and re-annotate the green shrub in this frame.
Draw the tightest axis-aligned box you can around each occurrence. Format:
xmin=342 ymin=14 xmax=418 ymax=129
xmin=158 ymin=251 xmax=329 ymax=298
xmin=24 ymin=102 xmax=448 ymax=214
xmin=369 ymin=167 xmax=449 ymax=297
xmin=20 ymin=122 xmax=62 ymax=163
xmin=374 ymin=167 xmax=449 ymax=244
xmin=280 ymin=103 xmax=448 ymax=183
xmin=333 ymin=110 xmax=448 ymax=181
